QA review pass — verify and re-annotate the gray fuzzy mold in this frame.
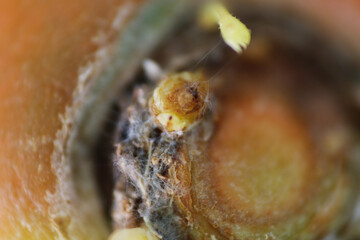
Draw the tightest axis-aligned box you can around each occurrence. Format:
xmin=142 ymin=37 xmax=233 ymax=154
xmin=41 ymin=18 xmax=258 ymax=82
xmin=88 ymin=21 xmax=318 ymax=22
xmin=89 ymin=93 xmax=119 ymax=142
xmin=113 ymin=85 xmax=187 ymax=240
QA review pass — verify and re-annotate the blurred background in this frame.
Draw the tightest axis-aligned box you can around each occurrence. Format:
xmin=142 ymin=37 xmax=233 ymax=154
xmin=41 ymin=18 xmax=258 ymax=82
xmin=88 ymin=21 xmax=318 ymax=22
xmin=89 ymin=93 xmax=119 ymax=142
xmin=1 ymin=0 xmax=360 ymax=239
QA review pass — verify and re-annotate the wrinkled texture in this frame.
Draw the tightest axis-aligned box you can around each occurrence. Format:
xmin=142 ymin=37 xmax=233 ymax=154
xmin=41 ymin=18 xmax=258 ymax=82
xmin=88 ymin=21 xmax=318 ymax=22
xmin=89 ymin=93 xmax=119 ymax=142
xmin=0 ymin=0 xmax=142 ymax=239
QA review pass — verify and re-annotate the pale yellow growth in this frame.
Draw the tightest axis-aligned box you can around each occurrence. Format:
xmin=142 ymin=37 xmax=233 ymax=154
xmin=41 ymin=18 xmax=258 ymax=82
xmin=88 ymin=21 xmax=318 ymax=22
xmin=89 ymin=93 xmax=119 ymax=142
xmin=156 ymin=113 xmax=187 ymax=132
xmin=108 ymin=227 xmax=159 ymax=240
xmin=199 ymin=1 xmax=251 ymax=53
xmin=149 ymin=71 xmax=209 ymax=133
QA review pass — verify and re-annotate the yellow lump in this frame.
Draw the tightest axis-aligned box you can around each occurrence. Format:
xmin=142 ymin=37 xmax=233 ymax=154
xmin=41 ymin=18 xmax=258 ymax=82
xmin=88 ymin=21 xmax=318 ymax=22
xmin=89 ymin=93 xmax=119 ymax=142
xmin=149 ymin=71 xmax=209 ymax=133
xmin=108 ymin=227 xmax=159 ymax=240
xmin=147 ymin=2 xmax=250 ymax=134
xmin=199 ymin=1 xmax=251 ymax=53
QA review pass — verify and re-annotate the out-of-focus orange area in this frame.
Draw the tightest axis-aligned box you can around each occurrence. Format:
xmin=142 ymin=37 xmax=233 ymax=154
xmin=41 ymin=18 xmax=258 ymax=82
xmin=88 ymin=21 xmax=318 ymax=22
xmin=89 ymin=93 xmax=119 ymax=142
xmin=241 ymin=0 xmax=360 ymax=54
xmin=211 ymin=92 xmax=312 ymax=218
xmin=0 ymin=0 xmax=139 ymax=238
